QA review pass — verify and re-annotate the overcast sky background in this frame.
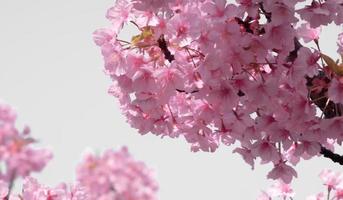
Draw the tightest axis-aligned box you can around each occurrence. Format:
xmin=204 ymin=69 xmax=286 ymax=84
xmin=0 ymin=1 xmax=343 ymax=199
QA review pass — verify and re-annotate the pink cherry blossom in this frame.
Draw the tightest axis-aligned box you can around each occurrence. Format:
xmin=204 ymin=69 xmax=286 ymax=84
xmin=306 ymin=192 xmax=325 ymax=200
xmin=268 ymin=180 xmax=295 ymax=199
xmin=0 ymin=101 xmax=52 ymax=184
xmin=297 ymin=23 xmax=321 ymax=43
xmin=76 ymin=146 xmax=158 ymax=200
xmin=94 ymin=0 xmax=343 ymax=184
xmin=1 ymin=146 xmax=159 ymax=200
xmin=328 ymin=77 xmax=343 ymax=104
xmin=267 ymin=163 xmax=297 ymax=184
xmin=257 ymin=180 xmax=294 ymax=200
xmin=0 ymin=181 xmax=8 ymax=199
xmin=19 ymin=177 xmax=87 ymax=200
xmin=106 ymin=0 xmax=133 ymax=33
xmin=297 ymin=1 xmax=335 ymax=28
xmin=259 ymin=169 xmax=343 ymax=200
xmin=319 ymin=169 xmax=343 ymax=191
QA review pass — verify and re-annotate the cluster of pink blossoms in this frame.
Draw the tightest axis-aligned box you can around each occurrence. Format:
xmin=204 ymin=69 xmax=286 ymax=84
xmin=257 ymin=169 xmax=343 ymax=200
xmin=0 ymin=101 xmax=158 ymax=200
xmin=95 ymin=0 xmax=343 ymax=183
xmin=76 ymin=147 xmax=158 ymax=200
xmin=0 ymin=101 xmax=52 ymax=188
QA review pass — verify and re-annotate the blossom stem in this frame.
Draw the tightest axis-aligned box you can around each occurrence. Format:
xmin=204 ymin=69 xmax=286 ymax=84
xmin=314 ymin=39 xmax=325 ymax=68
xmin=5 ymin=170 xmax=16 ymax=200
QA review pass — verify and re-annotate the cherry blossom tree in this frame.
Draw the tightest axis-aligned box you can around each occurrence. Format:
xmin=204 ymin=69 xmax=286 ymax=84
xmin=0 ymin=101 xmax=158 ymax=200
xmin=94 ymin=0 xmax=343 ymax=185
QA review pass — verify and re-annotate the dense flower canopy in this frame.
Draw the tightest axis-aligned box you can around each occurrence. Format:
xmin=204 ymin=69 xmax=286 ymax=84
xmin=95 ymin=0 xmax=343 ymax=183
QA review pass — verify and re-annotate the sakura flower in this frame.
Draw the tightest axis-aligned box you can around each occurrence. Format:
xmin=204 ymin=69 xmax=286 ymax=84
xmin=166 ymin=10 xmax=201 ymax=43
xmin=257 ymin=180 xmax=295 ymax=200
xmin=267 ymin=180 xmax=295 ymax=199
xmin=335 ymin=187 xmax=343 ymax=200
xmin=0 ymin=180 xmax=8 ymax=199
xmin=106 ymin=0 xmax=133 ymax=33
xmin=267 ymin=163 xmax=297 ymax=184
xmin=326 ymin=0 xmax=343 ymax=25
xmin=262 ymin=23 xmax=295 ymax=51
xmin=293 ymin=141 xmax=321 ymax=158
xmin=251 ymin=140 xmax=280 ymax=164
xmin=76 ymin=147 xmax=158 ymax=200
xmin=319 ymin=169 xmax=343 ymax=191
xmin=201 ymin=0 xmax=240 ymax=19
xmin=305 ymin=169 xmax=343 ymax=200
xmin=21 ymin=177 xmax=87 ymax=200
xmin=0 ymin=102 xmax=16 ymax=123
xmin=264 ymin=1 xmax=298 ymax=25
xmin=233 ymin=147 xmax=255 ymax=169
xmin=297 ymin=1 xmax=336 ymax=28
xmin=0 ymin=101 xmax=52 ymax=183
xmin=328 ymin=77 xmax=343 ymax=104
xmin=132 ymin=0 xmax=173 ymax=12
xmin=297 ymin=23 xmax=321 ymax=43
xmin=95 ymin=0 xmax=343 ymax=185
xmin=93 ymin=28 xmax=115 ymax=47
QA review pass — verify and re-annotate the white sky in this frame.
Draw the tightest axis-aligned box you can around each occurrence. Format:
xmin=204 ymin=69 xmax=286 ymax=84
xmin=0 ymin=1 xmax=343 ymax=199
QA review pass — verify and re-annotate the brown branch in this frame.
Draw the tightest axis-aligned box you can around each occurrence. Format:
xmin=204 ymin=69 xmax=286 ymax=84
xmin=320 ymin=146 xmax=343 ymax=165
xmin=234 ymin=17 xmax=254 ymax=34
xmin=176 ymin=89 xmax=199 ymax=94
xmin=157 ymin=35 xmax=175 ymax=63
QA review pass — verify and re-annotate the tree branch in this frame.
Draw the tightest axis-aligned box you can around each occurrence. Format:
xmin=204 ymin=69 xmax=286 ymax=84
xmin=320 ymin=146 xmax=343 ymax=165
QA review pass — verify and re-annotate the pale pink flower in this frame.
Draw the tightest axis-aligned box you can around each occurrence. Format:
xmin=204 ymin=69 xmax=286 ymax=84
xmin=0 ymin=101 xmax=52 ymax=183
xmin=201 ymin=0 xmax=239 ymax=19
xmin=106 ymin=0 xmax=133 ymax=33
xmin=297 ymin=23 xmax=321 ymax=43
xmin=297 ymin=1 xmax=335 ymax=28
xmin=328 ymin=77 xmax=343 ymax=104
xmin=93 ymin=28 xmax=115 ymax=47
xmin=319 ymin=169 xmax=343 ymax=190
xmin=21 ymin=177 xmax=87 ymax=200
xmin=267 ymin=163 xmax=297 ymax=184
xmin=267 ymin=180 xmax=295 ymax=199
xmin=0 ymin=180 xmax=8 ymax=199
xmin=251 ymin=140 xmax=280 ymax=164
xmin=265 ymin=1 xmax=298 ymax=25
xmin=233 ymin=147 xmax=255 ymax=169
xmin=306 ymin=192 xmax=325 ymax=200
xmin=76 ymin=147 xmax=158 ymax=200
xmin=132 ymin=0 xmax=172 ymax=12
